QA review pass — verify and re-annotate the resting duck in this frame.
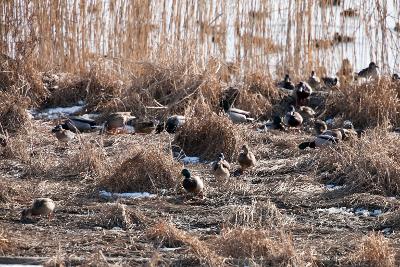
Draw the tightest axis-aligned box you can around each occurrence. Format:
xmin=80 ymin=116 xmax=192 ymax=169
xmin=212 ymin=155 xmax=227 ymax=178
xmin=295 ymin=81 xmax=313 ymax=106
xmin=238 ymin=144 xmax=256 ymax=172
xmin=21 ymin=198 xmax=55 ymax=221
xmin=133 ymin=120 xmax=157 ymax=134
xmin=314 ymin=119 xmax=328 ymax=134
xmin=299 ymin=134 xmax=338 ymax=149
xmin=156 ymin=115 xmax=186 ymax=134
xmin=307 ymin=71 xmax=321 ymax=90
xmin=104 ymin=112 xmax=136 ymax=133
xmin=284 ymin=105 xmax=303 ymax=128
xmin=277 ymin=74 xmax=295 ymax=90
xmin=181 ymin=169 xmax=204 ymax=197
xmin=52 ymin=125 xmax=75 ymax=143
xmin=357 ymin=62 xmax=379 ymax=80
xmin=212 ymin=153 xmax=231 ymax=182
xmin=322 ymin=76 xmax=340 ymax=88
xmin=60 ymin=116 xmax=98 ymax=133
xmin=299 ymin=106 xmax=316 ymax=119
xmin=221 ymin=100 xmax=254 ymax=123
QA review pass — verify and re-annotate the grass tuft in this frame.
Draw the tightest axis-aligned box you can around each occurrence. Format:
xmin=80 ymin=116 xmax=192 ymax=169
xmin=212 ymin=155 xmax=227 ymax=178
xmin=100 ymin=145 xmax=181 ymax=193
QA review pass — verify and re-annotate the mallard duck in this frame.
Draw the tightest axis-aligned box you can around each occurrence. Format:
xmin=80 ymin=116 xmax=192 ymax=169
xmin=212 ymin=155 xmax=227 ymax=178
xmin=263 ymin=115 xmax=285 ymax=131
xmin=322 ymin=128 xmax=343 ymax=140
xmin=357 ymin=62 xmax=379 ymax=80
xmin=314 ymin=119 xmax=328 ymax=134
xmin=181 ymin=169 xmax=204 ymax=197
xmin=307 ymin=71 xmax=321 ymax=90
xmin=133 ymin=120 xmax=157 ymax=134
xmin=295 ymin=81 xmax=313 ymax=106
xmin=284 ymin=105 xmax=303 ymax=128
xmin=299 ymin=106 xmax=316 ymax=118
xmin=104 ymin=112 xmax=136 ymax=133
xmin=52 ymin=125 xmax=75 ymax=143
xmin=238 ymin=144 xmax=256 ymax=172
xmin=221 ymin=100 xmax=254 ymax=123
xmin=212 ymin=153 xmax=231 ymax=182
xmin=299 ymin=134 xmax=338 ymax=149
xmin=156 ymin=115 xmax=186 ymax=134
xmin=277 ymin=74 xmax=295 ymax=90
xmin=60 ymin=116 xmax=98 ymax=133
xmin=21 ymin=198 xmax=55 ymax=221
xmin=322 ymin=76 xmax=340 ymax=88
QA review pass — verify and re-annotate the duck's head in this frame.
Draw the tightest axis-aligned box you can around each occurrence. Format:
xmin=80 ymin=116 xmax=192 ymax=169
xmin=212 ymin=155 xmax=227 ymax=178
xmin=369 ymin=62 xmax=378 ymax=68
xmin=220 ymin=99 xmax=231 ymax=112
xmin=311 ymin=70 xmax=316 ymax=76
xmin=241 ymin=144 xmax=249 ymax=153
xmin=284 ymin=74 xmax=290 ymax=82
xmin=289 ymin=105 xmax=296 ymax=113
xmin=51 ymin=125 xmax=63 ymax=133
xmin=181 ymin=168 xmax=191 ymax=179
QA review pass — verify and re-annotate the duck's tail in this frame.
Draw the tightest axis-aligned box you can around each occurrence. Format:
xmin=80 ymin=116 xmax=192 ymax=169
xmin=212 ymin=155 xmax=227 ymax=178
xmin=298 ymin=141 xmax=315 ymax=150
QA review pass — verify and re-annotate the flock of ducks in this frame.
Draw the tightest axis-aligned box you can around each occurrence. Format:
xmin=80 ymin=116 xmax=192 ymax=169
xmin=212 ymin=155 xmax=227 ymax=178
xmin=19 ymin=61 xmax=400 ymax=220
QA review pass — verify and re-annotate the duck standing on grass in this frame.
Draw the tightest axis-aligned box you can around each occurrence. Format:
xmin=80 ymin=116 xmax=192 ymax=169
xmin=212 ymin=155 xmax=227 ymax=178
xmin=60 ymin=116 xmax=98 ymax=133
xmin=307 ymin=71 xmax=321 ymax=90
xmin=284 ymin=105 xmax=303 ymax=128
xmin=212 ymin=153 xmax=231 ymax=182
xmin=295 ymin=81 xmax=313 ymax=106
xmin=181 ymin=169 xmax=204 ymax=198
xmin=299 ymin=134 xmax=338 ymax=149
xmin=103 ymin=112 xmax=136 ymax=134
xmin=21 ymin=198 xmax=55 ymax=221
xmin=52 ymin=124 xmax=75 ymax=143
xmin=322 ymin=76 xmax=340 ymax=88
xmin=237 ymin=144 xmax=256 ymax=173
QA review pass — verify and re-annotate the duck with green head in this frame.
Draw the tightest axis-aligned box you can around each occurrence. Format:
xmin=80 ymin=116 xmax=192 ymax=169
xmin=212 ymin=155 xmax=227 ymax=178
xmin=181 ymin=169 xmax=204 ymax=197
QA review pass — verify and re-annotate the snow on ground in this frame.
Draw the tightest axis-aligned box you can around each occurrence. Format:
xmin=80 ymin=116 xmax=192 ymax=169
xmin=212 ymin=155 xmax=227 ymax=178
xmin=180 ymin=156 xmax=200 ymax=164
xmin=316 ymin=207 xmax=383 ymax=217
xmin=29 ymin=101 xmax=85 ymax=120
xmin=99 ymin=190 xmax=156 ymax=200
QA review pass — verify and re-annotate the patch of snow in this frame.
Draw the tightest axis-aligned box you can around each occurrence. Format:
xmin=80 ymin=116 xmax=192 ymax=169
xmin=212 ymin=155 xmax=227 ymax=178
xmin=355 ymin=208 xmax=382 ymax=217
xmin=316 ymin=207 xmax=353 ymax=216
xmin=99 ymin=190 xmax=156 ymax=199
xmin=29 ymin=102 xmax=85 ymax=120
xmin=159 ymin=247 xmax=182 ymax=252
xmin=325 ymin=184 xmax=344 ymax=191
xmin=181 ymin=156 xmax=200 ymax=164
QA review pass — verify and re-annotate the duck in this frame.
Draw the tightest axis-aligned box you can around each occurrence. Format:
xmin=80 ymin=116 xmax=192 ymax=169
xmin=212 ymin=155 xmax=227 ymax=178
xmin=237 ymin=144 xmax=256 ymax=172
xmin=299 ymin=106 xmax=316 ymax=119
xmin=52 ymin=125 xmax=75 ymax=143
xmin=104 ymin=112 xmax=136 ymax=133
xmin=60 ymin=116 xmax=98 ymax=133
xmin=264 ymin=115 xmax=286 ymax=131
xmin=295 ymin=81 xmax=313 ymax=106
xmin=284 ymin=105 xmax=303 ymax=128
xmin=21 ymin=198 xmax=55 ymax=221
xmin=132 ymin=120 xmax=157 ymax=134
xmin=307 ymin=71 xmax=321 ymax=90
xmin=181 ymin=169 xmax=204 ymax=197
xmin=357 ymin=62 xmax=379 ymax=80
xmin=156 ymin=115 xmax=186 ymax=134
xmin=322 ymin=76 xmax=340 ymax=88
xmin=277 ymin=74 xmax=295 ymax=90
xmin=298 ymin=134 xmax=338 ymax=149
xmin=314 ymin=119 xmax=328 ymax=134
xmin=212 ymin=153 xmax=231 ymax=182
xmin=221 ymin=99 xmax=254 ymax=123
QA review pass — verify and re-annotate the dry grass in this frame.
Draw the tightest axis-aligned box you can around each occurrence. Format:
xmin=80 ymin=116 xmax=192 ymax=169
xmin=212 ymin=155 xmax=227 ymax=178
xmin=147 ymin=221 xmax=224 ymax=266
xmin=174 ymin=101 xmax=242 ymax=161
xmin=100 ymin=145 xmax=181 ymax=193
xmin=63 ymin=142 xmax=110 ymax=179
xmin=316 ymin=128 xmax=400 ymax=196
xmin=347 ymin=232 xmax=395 ymax=267
xmin=0 ymin=181 xmax=18 ymax=203
xmin=213 ymin=227 xmax=311 ymax=266
xmin=0 ymin=230 xmax=12 ymax=255
xmin=325 ymin=79 xmax=400 ymax=128
xmin=0 ymin=92 xmax=31 ymax=134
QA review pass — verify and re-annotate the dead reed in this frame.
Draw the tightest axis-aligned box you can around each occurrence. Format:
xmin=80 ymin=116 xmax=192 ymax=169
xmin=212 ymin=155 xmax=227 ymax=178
xmin=316 ymin=128 xmax=400 ymax=196
xmin=0 ymin=92 xmax=31 ymax=134
xmin=90 ymin=203 xmax=144 ymax=230
xmin=174 ymin=101 xmax=242 ymax=161
xmin=347 ymin=232 xmax=395 ymax=267
xmin=100 ymin=145 xmax=181 ymax=193
xmin=0 ymin=230 xmax=12 ymax=255
xmin=325 ymin=78 xmax=400 ymax=128
xmin=147 ymin=221 xmax=224 ymax=266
